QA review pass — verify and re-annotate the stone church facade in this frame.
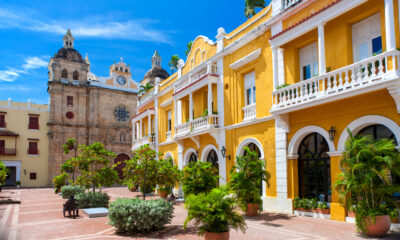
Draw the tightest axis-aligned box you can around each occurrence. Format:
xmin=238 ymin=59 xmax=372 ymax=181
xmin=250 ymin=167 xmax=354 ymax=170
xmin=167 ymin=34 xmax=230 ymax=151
xmin=47 ymin=30 xmax=139 ymax=183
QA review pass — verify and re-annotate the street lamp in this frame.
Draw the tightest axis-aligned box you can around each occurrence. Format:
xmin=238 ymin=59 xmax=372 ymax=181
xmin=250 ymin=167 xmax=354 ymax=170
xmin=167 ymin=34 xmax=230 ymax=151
xmin=329 ymin=126 xmax=336 ymax=141
xmin=221 ymin=146 xmax=230 ymax=160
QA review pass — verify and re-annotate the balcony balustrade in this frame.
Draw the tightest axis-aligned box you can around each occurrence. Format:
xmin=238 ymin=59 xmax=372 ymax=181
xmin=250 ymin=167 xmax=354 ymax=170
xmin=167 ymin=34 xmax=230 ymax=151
xmin=283 ymin=0 xmax=301 ymax=10
xmin=0 ymin=148 xmax=16 ymax=155
xmin=174 ymin=114 xmax=218 ymax=138
xmin=174 ymin=63 xmax=218 ymax=93
xmin=166 ymin=131 xmax=172 ymax=141
xmin=242 ymin=104 xmax=257 ymax=122
xmin=271 ymin=50 xmax=400 ymax=113
xmin=132 ymin=134 xmax=156 ymax=150
xmin=138 ymin=89 xmax=155 ymax=106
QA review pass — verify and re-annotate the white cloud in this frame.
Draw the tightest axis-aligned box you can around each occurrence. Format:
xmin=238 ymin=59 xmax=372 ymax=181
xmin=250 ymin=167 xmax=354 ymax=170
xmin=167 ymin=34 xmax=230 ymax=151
xmin=0 ymin=8 xmax=172 ymax=44
xmin=0 ymin=85 xmax=31 ymax=92
xmin=0 ymin=56 xmax=48 ymax=82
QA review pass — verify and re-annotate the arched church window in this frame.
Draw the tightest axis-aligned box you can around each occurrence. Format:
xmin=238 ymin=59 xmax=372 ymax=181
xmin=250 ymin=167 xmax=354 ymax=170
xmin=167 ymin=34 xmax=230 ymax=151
xmin=61 ymin=69 xmax=68 ymax=79
xmin=73 ymin=71 xmax=79 ymax=80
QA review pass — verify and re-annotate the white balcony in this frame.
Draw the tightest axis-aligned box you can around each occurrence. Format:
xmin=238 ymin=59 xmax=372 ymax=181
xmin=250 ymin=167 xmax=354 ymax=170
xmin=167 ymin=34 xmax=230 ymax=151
xmin=132 ymin=135 xmax=156 ymax=151
xmin=283 ymin=0 xmax=302 ymax=10
xmin=174 ymin=63 xmax=218 ymax=94
xmin=271 ymin=50 xmax=400 ymax=114
xmin=166 ymin=131 xmax=172 ymax=141
xmin=138 ymin=89 xmax=155 ymax=106
xmin=242 ymin=104 xmax=257 ymax=122
xmin=174 ymin=114 xmax=218 ymax=139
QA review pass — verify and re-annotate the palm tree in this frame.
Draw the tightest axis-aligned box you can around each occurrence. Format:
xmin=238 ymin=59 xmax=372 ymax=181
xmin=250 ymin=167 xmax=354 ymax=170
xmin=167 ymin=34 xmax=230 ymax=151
xmin=245 ymin=0 xmax=265 ymax=19
xmin=185 ymin=41 xmax=193 ymax=57
xmin=168 ymin=55 xmax=180 ymax=74
xmin=138 ymin=83 xmax=153 ymax=95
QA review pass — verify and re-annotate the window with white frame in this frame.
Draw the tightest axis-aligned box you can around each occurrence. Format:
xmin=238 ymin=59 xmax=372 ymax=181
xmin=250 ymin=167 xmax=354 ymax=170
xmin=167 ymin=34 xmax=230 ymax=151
xmin=352 ymin=13 xmax=382 ymax=62
xmin=300 ymin=42 xmax=318 ymax=81
xmin=244 ymin=71 xmax=256 ymax=106
xmin=167 ymin=110 xmax=172 ymax=131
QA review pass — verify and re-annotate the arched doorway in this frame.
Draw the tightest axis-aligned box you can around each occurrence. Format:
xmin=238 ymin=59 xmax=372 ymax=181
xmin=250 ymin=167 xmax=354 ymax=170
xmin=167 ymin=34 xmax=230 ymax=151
xmin=298 ymin=133 xmax=331 ymax=202
xmin=357 ymin=124 xmax=397 ymax=144
xmin=114 ymin=153 xmax=130 ymax=179
xmin=189 ymin=152 xmax=197 ymax=164
xmin=206 ymin=149 xmax=219 ymax=174
xmin=243 ymin=142 xmax=263 ymax=196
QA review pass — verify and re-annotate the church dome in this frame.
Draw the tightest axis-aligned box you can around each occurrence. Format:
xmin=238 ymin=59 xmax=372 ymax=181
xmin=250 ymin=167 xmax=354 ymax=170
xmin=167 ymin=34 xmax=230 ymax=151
xmin=55 ymin=48 xmax=84 ymax=63
xmin=143 ymin=67 xmax=169 ymax=80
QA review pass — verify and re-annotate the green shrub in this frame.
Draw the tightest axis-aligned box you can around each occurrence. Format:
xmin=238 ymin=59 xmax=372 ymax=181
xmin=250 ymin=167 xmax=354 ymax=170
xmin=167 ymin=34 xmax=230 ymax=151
xmin=183 ymin=161 xmax=219 ymax=197
xmin=108 ymin=198 xmax=173 ymax=233
xmin=156 ymin=158 xmax=182 ymax=194
xmin=53 ymin=172 xmax=69 ymax=193
xmin=318 ymin=202 xmax=329 ymax=210
xmin=75 ymin=191 xmax=110 ymax=208
xmin=309 ymin=199 xmax=318 ymax=210
xmin=61 ymin=185 xmax=85 ymax=199
xmin=293 ymin=197 xmax=300 ymax=209
xmin=299 ymin=198 xmax=311 ymax=210
xmin=184 ymin=186 xmax=246 ymax=235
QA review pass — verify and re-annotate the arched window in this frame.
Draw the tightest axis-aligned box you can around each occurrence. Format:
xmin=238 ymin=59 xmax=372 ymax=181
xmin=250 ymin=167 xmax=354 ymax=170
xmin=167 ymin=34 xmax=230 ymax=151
xmin=357 ymin=124 xmax=397 ymax=145
xmin=298 ymin=133 xmax=331 ymax=202
xmin=125 ymin=69 xmax=128 ymax=73
xmin=189 ymin=152 xmax=197 ymax=163
xmin=61 ymin=69 xmax=68 ymax=79
xmin=72 ymin=71 xmax=79 ymax=80
xmin=206 ymin=149 xmax=219 ymax=171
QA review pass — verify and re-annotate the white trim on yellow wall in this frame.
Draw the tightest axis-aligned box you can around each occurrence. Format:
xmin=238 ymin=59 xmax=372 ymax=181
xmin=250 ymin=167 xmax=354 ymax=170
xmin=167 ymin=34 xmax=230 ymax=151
xmin=183 ymin=148 xmax=197 ymax=167
xmin=337 ymin=115 xmax=400 ymax=152
xmin=235 ymin=137 xmax=265 ymax=159
xmin=288 ymin=125 xmax=335 ymax=156
xmin=229 ymin=49 xmax=261 ymax=70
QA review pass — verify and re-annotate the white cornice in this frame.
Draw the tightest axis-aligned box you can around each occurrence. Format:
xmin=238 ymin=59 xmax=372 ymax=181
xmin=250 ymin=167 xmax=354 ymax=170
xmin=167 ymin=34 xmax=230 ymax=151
xmin=160 ymin=98 xmax=172 ymax=108
xmin=225 ymin=115 xmax=275 ymax=130
xmin=229 ymin=48 xmax=261 ymax=70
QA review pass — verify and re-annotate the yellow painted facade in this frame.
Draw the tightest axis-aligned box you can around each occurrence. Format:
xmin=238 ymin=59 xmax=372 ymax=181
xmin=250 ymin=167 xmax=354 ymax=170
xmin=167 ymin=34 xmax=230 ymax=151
xmin=133 ymin=0 xmax=400 ymax=222
xmin=0 ymin=100 xmax=49 ymax=187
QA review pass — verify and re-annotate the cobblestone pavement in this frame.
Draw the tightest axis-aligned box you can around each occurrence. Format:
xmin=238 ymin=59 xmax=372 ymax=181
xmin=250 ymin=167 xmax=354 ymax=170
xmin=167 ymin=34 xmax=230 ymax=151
xmin=0 ymin=187 xmax=399 ymax=240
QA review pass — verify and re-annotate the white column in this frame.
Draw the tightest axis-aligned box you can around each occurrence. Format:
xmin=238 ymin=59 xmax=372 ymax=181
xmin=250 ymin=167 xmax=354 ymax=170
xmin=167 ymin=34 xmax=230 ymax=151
xmin=139 ymin=119 xmax=142 ymax=138
xmin=318 ymin=23 xmax=326 ymax=74
xmin=208 ymin=83 xmax=212 ymax=116
xmin=177 ymin=100 xmax=182 ymax=124
xmin=132 ymin=121 xmax=136 ymax=140
xmin=385 ymin=0 xmax=396 ymax=51
xmin=272 ymin=46 xmax=279 ymax=90
xmin=189 ymin=94 xmax=193 ymax=121
xmin=174 ymin=100 xmax=178 ymax=127
xmin=278 ymin=48 xmax=285 ymax=86
xmin=16 ymin=165 xmax=20 ymax=182
xmin=148 ymin=112 xmax=151 ymax=135
xmin=217 ymin=56 xmax=226 ymax=185
xmin=177 ymin=142 xmax=184 ymax=198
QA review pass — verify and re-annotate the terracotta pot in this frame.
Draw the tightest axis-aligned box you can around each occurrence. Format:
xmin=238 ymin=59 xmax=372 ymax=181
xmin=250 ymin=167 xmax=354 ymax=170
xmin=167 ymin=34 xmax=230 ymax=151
xmin=158 ymin=190 xmax=168 ymax=198
xmin=348 ymin=211 xmax=356 ymax=218
xmin=365 ymin=215 xmax=390 ymax=237
xmin=317 ymin=208 xmax=330 ymax=214
xmin=204 ymin=231 xmax=229 ymax=240
xmin=129 ymin=186 xmax=136 ymax=192
xmin=391 ymin=217 xmax=398 ymax=223
xmin=246 ymin=203 xmax=259 ymax=216
xmin=297 ymin=208 xmax=311 ymax=212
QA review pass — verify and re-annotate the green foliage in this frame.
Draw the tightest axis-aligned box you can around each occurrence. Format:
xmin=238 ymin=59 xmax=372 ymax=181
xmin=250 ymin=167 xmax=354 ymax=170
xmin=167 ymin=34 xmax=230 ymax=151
xmin=75 ymin=142 xmax=119 ymax=193
xmin=334 ymin=129 xmax=400 ymax=234
xmin=229 ymin=147 xmax=270 ymax=212
xmin=61 ymin=185 xmax=85 ymax=199
xmin=299 ymin=198 xmax=311 ymax=210
xmin=276 ymin=83 xmax=290 ymax=90
xmin=184 ymin=186 xmax=247 ymax=235
xmin=318 ymin=202 xmax=329 ymax=210
xmin=168 ymin=55 xmax=180 ymax=74
xmin=15 ymin=181 xmax=21 ymax=186
xmin=293 ymin=197 xmax=300 ymax=209
xmin=123 ymin=145 xmax=160 ymax=200
xmin=182 ymin=161 xmax=219 ymax=197
xmin=53 ymin=172 xmax=69 ymax=192
xmin=185 ymin=41 xmax=193 ymax=56
xmin=245 ymin=0 xmax=265 ymax=19
xmin=75 ymin=191 xmax=110 ymax=208
xmin=309 ymin=199 xmax=318 ymax=210
xmin=61 ymin=138 xmax=78 ymax=183
xmin=156 ymin=158 xmax=182 ymax=193
xmin=108 ymin=198 xmax=173 ymax=233
xmin=139 ymin=83 xmax=154 ymax=95
xmin=0 ymin=162 xmax=8 ymax=186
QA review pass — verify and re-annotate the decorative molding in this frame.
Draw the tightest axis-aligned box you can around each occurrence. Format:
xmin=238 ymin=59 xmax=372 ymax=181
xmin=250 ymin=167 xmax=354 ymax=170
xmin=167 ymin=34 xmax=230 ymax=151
xmin=225 ymin=115 xmax=274 ymax=130
xmin=229 ymin=49 xmax=261 ymax=70
xmin=190 ymin=136 xmax=200 ymax=149
xmin=288 ymin=125 xmax=336 ymax=155
xmin=200 ymin=144 xmax=221 ymax=163
xmin=183 ymin=148 xmax=197 ymax=167
xmin=275 ymin=114 xmax=290 ymax=133
xmin=287 ymin=154 xmax=299 ymax=160
xmin=235 ymin=137 xmax=265 ymax=159
xmin=327 ymin=151 xmax=343 ymax=157
xmin=160 ymin=98 xmax=172 ymax=108
xmin=388 ymin=84 xmax=400 ymax=113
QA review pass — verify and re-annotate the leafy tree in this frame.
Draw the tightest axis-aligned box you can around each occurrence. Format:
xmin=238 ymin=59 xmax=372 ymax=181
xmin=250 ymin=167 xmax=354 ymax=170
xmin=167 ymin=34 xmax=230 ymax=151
xmin=76 ymin=142 xmax=119 ymax=193
xmin=335 ymin=129 xmax=400 ymax=234
xmin=229 ymin=147 xmax=271 ymax=212
xmin=245 ymin=0 xmax=265 ymax=19
xmin=123 ymin=144 xmax=160 ymax=200
xmin=185 ymin=41 xmax=193 ymax=56
xmin=138 ymin=83 xmax=154 ymax=95
xmin=168 ymin=55 xmax=180 ymax=74
xmin=62 ymin=138 xmax=78 ymax=183
xmin=156 ymin=158 xmax=182 ymax=194
xmin=53 ymin=172 xmax=69 ymax=193
xmin=0 ymin=162 xmax=8 ymax=189
xmin=182 ymin=161 xmax=219 ymax=197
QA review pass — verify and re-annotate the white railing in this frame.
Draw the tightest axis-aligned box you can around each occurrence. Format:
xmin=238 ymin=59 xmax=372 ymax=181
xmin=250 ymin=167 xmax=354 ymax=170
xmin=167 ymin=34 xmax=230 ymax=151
xmin=242 ymin=104 xmax=257 ymax=121
xmin=174 ymin=63 xmax=218 ymax=93
xmin=138 ymin=88 xmax=155 ymax=106
xmin=166 ymin=131 xmax=171 ymax=141
xmin=174 ymin=114 xmax=218 ymax=138
xmin=272 ymin=50 xmax=400 ymax=112
xmin=283 ymin=0 xmax=301 ymax=10
xmin=132 ymin=135 xmax=156 ymax=150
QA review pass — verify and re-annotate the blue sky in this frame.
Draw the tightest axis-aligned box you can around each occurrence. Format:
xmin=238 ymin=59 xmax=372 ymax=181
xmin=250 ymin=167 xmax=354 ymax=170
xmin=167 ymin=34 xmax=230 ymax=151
xmin=0 ymin=0 xmax=269 ymax=104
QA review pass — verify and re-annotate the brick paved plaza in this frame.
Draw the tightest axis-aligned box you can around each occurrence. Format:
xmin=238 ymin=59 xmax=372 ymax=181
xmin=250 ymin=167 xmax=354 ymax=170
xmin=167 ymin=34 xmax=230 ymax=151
xmin=0 ymin=187 xmax=398 ymax=240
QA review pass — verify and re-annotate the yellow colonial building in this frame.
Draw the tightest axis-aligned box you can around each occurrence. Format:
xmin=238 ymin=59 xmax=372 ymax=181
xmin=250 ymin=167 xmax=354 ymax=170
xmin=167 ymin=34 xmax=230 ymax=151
xmin=0 ymin=99 xmax=50 ymax=187
xmin=132 ymin=0 xmax=400 ymax=222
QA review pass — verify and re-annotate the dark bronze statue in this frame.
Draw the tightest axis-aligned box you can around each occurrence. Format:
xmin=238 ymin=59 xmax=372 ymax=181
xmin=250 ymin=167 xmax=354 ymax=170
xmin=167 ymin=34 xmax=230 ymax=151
xmin=63 ymin=195 xmax=79 ymax=218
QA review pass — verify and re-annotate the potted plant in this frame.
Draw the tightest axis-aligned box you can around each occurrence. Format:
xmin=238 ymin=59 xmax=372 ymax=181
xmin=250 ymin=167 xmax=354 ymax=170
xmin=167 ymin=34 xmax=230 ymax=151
xmin=0 ymin=162 xmax=8 ymax=192
xmin=15 ymin=181 xmax=21 ymax=188
xmin=335 ymin=130 xmax=400 ymax=237
xmin=299 ymin=198 xmax=311 ymax=212
xmin=184 ymin=186 xmax=247 ymax=240
xmin=347 ymin=205 xmax=356 ymax=218
xmin=316 ymin=202 xmax=330 ymax=214
xmin=390 ymin=209 xmax=399 ymax=223
xmin=156 ymin=158 xmax=182 ymax=198
xmin=229 ymin=147 xmax=271 ymax=216
xmin=310 ymin=199 xmax=318 ymax=213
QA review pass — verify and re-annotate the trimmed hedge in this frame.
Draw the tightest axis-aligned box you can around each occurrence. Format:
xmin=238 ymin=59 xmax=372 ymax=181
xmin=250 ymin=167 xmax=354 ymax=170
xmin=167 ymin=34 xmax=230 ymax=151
xmin=108 ymin=198 xmax=173 ymax=233
xmin=61 ymin=185 xmax=85 ymax=199
xmin=75 ymin=191 xmax=110 ymax=209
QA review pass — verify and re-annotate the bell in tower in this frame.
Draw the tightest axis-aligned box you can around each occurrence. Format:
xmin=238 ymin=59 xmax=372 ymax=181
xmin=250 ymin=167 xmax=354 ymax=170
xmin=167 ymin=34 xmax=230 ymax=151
xmin=63 ymin=29 xmax=74 ymax=49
